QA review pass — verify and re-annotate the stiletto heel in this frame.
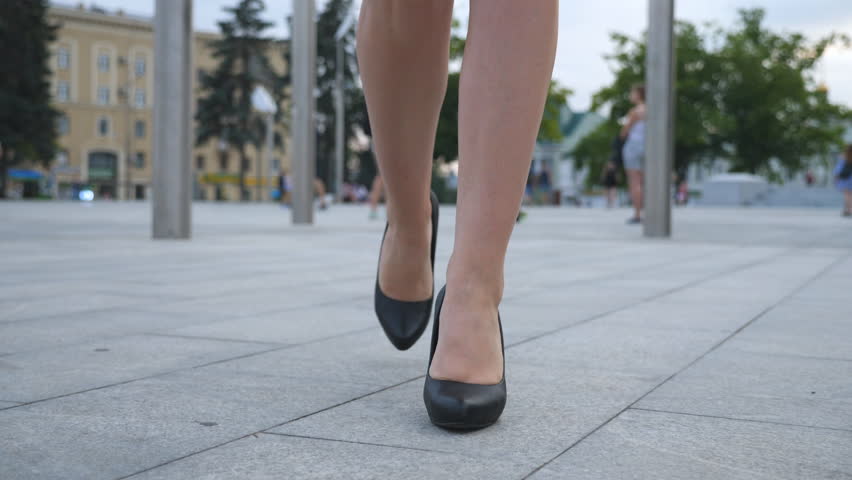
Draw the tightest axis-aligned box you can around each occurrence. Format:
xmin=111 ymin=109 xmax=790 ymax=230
xmin=374 ymin=191 xmax=439 ymax=350
xmin=423 ymin=286 xmax=507 ymax=430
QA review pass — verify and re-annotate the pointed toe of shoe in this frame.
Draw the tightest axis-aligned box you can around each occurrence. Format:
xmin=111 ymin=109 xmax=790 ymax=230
xmin=423 ymin=375 xmax=507 ymax=430
xmin=375 ymin=287 xmax=432 ymax=351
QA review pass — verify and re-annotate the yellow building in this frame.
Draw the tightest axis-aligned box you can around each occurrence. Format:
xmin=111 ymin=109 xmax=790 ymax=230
xmin=48 ymin=4 xmax=289 ymax=202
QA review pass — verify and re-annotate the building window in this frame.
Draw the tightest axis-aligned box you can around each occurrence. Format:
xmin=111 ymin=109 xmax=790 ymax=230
xmin=196 ymin=155 xmax=205 ymax=170
xmin=57 ymin=47 xmax=70 ymax=70
xmin=57 ymin=114 xmax=70 ymax=135
xmin=241 ymin=157 xmax=249 ymax=172
xmin=219 ymin=155 xmax=228 ymax=171
xmin=134 ymin=120 xmax=145 ymax=138
xmin=134 ymin=152 xmax=146 ymax=169
xmin=97 ymin=53 xmax=110 ymax=72
xmin=57 ymin=81 xmax=70 ymax=102
xmin=97 ymin=86 xmax=110 ymax=105
xmin=134 ymin=56 xmax=146 ymax=77
xmin=97 ymin=116 xmax=110 ymax=136
xmin=134 ymin=89 xmax=146 ymax=108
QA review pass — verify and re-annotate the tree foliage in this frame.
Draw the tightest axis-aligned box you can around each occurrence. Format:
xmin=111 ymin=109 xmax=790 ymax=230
xmin=715 ymin=9 xmax=849 ymax=175
xmin=576 ymin=8 xmax=850 ymax=185
xmin=0 ymin=0 xmax=59 ymax=197
xmin=196 ymin=0 xmax=284 ymax=201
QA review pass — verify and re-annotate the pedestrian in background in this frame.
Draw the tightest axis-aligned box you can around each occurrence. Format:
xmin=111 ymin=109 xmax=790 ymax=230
xmin=621 ymin=84 xmax=646 ymax=224
xmin=601 ymin=161 xmax=618 ymax=208
xmin=835 ymin=144 xmax=852 ymax=217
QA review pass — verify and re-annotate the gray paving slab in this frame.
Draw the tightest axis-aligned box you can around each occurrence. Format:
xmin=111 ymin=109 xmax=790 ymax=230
xmin=133 ymin=433 xmax=532 ymax=480
xmin=0 ymin=308 xmax=233 ymax=355
xmin=0 ymin=334 xmax=274 ymax=403
xmin=512 ymin=320 xmax=729 ymax=380
xmin=637 ymin=349 xmax=852 ymax=431
xmin=0 ymin=401 xmax=19 ymax=409
xmin=0 ymin=363 xmax=380 ymax=480
xmin=725 ymin=300 xmax=852 ymax=361
xmin=529 ymin=409 xmax=852 ymax=480
xmin=0 ymin=292 xmax=148 ymax=324
xmin=162 ymin=303 xmax=377 ymax=345
xmin=138 ymin=284 xmax=368 ymax=318
xmin=591 ymin=297 xmax=770 ymax=333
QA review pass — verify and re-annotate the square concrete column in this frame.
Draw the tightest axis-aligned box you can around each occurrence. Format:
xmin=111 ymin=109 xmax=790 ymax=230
xmin=152 ymin=0 xmax=193 ymax=239
xmin=291 ymin=0 xmax=317 ymax=224
xmin=643 ymin=0 xmax=676 ymax=238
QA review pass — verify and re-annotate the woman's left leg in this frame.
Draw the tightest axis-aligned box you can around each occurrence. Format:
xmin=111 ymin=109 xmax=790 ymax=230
xmin=429 ymin=0 xmax=558 ymax=385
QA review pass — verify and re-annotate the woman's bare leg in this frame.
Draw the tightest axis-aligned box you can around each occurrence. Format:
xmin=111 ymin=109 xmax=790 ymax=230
xmin=429 ymin=0 xmax=558 ymax=384
xmin=357 ymin=1 xmax=454 ymax=301
xmin=627 ymin=169 xmax=643 ymax=219
xmin=844 ymin=190 xmax=852 ymax=215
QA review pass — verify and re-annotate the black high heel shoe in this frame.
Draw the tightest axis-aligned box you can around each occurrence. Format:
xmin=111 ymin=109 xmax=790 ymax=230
xmin=423 ymin=286 xmax=506 ymax=430
xmin=374 ymin=191 xmax=439 ymax=351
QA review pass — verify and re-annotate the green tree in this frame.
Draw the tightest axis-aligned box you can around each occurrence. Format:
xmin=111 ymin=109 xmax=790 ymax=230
xmin=196 ymin=0 xmax=284 ymax=201
xmin=576 ymin=8 xmax=849 ymax=184
xmin=539 ymin=81 xmax=572 ymax=142
xmin=716 ymin=9 xmax=849 ymax=175
xmin=0 ymin=0 xmax=59 ymax=198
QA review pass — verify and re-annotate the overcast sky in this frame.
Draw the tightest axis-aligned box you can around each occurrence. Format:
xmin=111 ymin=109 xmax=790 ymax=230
xmin=59 ymin=0 xmax=852 ymax=110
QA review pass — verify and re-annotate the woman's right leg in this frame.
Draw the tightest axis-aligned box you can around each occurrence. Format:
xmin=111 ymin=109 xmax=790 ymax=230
xmin=844 ymin=190 xmax=852 ymax=215
xmin=627 ymin=169 xmax=643 ymax=219
xmin=357 ymin=0 xmax=454 ymax=301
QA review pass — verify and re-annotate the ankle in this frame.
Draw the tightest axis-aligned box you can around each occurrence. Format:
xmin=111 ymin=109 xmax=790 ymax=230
xmin=386 ymin=202 xmax=432 ymax=240
xmin=445 ymin=257 xmax=503 ymax=308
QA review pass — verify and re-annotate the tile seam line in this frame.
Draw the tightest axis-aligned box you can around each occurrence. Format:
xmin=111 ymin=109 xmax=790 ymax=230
xmin=519 ymin=251 xmax=849 ymax=479
xmin=262 ymin=431 xmax=457 ymax=455
xmin=628 ymin=407 xmax=852 ymax=433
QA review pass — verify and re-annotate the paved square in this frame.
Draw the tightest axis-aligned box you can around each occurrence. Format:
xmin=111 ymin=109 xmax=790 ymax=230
xmin=1 ymin=202 xmax=850 ymax=479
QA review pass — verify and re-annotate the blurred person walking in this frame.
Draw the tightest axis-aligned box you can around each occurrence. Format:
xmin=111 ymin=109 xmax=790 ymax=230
xmin=835 ymin=145 xmax=852 ymax=217
xmin=368 ymin=174 xmax=383 ymax=220
xmin=621 ymin=84 xmax=646 ymax=224
xmin=358 ymin=0 xmax=557 ymax=430
xmin=601 ymin=161 xmax=618 ymax=208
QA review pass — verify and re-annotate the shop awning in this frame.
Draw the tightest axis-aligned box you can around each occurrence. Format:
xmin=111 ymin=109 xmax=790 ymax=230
xmin=9 ymin=169 xmax=44 ymax=180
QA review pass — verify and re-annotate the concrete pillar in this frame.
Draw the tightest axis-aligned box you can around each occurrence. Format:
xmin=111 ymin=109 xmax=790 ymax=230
xmin=643 ymin=0 xmax=676 ymax=238
xmin=152 ymin=0 xmax=192 ymax=238
xmin=291 ymin=0 xmax=316 ymax=224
